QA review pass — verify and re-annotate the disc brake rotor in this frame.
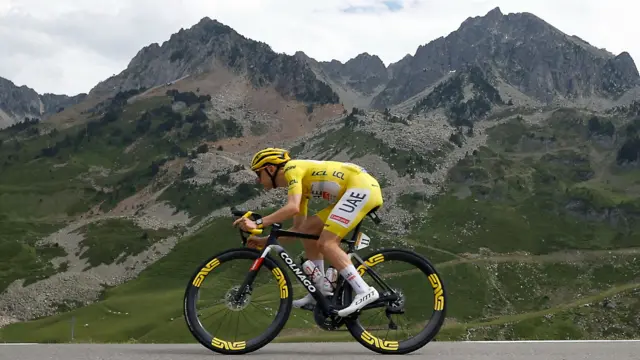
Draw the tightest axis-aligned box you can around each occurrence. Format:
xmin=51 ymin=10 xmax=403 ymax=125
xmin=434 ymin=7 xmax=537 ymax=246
xmin=390 ymin=288 xmax=405 ymax=310
xmin=224 ymin=285 xmax=252 ymax=311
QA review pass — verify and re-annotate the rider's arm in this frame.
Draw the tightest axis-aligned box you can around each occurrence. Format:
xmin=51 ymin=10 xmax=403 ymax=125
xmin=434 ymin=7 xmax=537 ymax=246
xmin=273 ymin=196 xmax=308 ymax=243
xmin=252 ymin=195 xmax=308 ymax=243
xmin=260 ymin=165 xmax=306 ymax=228
xmin=260 ymin=193 xmax=302 ymax=227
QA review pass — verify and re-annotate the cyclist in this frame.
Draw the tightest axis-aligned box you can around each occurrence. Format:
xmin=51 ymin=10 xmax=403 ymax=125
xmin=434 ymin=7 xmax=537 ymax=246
xmin=233 ymin=147 xmax=383 ymax=317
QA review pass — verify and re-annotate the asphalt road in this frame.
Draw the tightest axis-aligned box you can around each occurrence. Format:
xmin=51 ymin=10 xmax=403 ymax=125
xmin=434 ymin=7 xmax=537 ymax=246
xmin=2 ymin=341 xmax=640 ymax=360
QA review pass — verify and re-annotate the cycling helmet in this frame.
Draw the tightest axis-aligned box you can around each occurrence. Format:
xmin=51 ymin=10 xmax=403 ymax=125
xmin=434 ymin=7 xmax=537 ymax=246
xmin=250 ymin=147 xmax=291 ymax=171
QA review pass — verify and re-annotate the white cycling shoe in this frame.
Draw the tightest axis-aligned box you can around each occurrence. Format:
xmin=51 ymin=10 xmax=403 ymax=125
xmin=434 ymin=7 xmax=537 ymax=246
xmin=337 ymin=286 xmax=379 ymax=317
xmin=293 ymin=294 xmax=317 ymax=309
xmin=293 ymin=285 xmax=333 ymax=309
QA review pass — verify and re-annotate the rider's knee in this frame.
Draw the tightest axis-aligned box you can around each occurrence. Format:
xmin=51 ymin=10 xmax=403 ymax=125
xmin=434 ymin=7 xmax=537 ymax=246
xmin=317 ymin=239 xmax=327 ymax=253
xmin=317 ymin=230 xmax=342 ymax=252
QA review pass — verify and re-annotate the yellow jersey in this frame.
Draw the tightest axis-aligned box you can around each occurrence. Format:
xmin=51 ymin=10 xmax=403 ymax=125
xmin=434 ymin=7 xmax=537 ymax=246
xmin=282 ymin=159 xmax=382 ymax=226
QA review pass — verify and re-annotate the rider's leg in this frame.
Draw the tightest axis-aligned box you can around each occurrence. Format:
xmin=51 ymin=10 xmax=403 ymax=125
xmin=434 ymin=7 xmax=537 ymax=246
xmin=300 ymin=204 xmax=337 ymax=276
xmin=291 ymin=215 xmax=330 ymax=308
xmin=317 ymin=229 xmax=368 ymax=291
xmin=297 ymin=198 xmax=325 ymax=278
xmin=301 ymin=228 xmax=323 ymax=272
xmin=320 ymin=176 xmax=384 ymax=317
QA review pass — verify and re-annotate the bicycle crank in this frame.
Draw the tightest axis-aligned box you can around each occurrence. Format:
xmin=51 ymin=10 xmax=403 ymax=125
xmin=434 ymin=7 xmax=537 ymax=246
xmin=313 ymin=303 xmax=345 ymax=331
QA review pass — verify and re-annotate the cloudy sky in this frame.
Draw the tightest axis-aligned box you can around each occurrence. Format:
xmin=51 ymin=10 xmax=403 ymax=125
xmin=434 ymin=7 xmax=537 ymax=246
xmin=0 ymin=0 xmax=635 ymax=95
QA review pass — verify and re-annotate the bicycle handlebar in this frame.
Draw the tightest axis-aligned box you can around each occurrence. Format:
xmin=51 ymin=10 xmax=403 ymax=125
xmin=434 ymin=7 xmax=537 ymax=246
xmin=231 ymin=208 xmax=264 ymax=237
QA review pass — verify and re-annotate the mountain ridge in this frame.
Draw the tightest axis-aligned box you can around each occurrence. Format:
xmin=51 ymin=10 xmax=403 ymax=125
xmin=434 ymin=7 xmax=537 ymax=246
xmin=0 ymin=76 xmax=87 ymax=129
xmin=369 ymin=7 xmax=639 ymax=109
xmin=87 ymin=16 xmax=339 ymax=107
xmin=3 ymin=7 xmax=638 ymax=129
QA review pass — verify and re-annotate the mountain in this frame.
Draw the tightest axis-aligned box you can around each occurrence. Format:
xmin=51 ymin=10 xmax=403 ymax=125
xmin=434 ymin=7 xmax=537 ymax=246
xmin=295 ymin=51 xmax=389 ymax=109
xmin=299 ymin=6 xmax=640 ymax=111
xmin=317 ymin=52 xmax=389 ymax=95
xmin=372 ymin=7 xmax=639 ymax=108
xmin=0 ymin=77 xmax=87 ymax=128
xmin=2 ymin=7 xmax=640 ymax=343
xmin=89 ymin=17 xmax=339 ymax=106
xmin=44 ymin=17 xmax=344 ymax=138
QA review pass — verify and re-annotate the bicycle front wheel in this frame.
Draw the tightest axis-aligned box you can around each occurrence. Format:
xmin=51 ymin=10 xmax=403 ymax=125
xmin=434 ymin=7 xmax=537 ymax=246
xmin=183 ymin=248 xmax=293 ymax=354
xmin=341 ymin=248 xmax=447 ymax=354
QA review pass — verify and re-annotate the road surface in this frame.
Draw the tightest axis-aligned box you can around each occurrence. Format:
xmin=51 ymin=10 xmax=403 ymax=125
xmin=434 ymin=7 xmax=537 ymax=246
xmin=2 ymin=341 xmax=640 ymax=360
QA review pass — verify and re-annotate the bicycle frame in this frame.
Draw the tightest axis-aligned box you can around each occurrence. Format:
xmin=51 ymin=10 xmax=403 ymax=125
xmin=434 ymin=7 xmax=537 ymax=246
xmin=232 ymin=210 xmax=399 ymax=317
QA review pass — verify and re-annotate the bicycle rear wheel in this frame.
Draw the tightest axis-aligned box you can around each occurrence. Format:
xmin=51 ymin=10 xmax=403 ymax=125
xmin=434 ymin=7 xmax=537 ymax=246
xmin=183 ymin=248 xmax=293 ymax=354
xmin=341 ymin=248 xmax=447 ymax=354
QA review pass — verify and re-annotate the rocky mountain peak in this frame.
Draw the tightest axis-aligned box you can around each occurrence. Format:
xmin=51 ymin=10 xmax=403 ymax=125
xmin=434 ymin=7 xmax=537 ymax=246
xmin=610 ymin=51 xmax=639 ymax=79
xmin=89 ymin=17 xmax=339 ymax=106
xmin=371 ymin=7 xmax=639 ymax=109
xmin=343 ymin=52 xmax=386 ymax=73
xmin=485 ymin=6 xmax=503 ymax=18
xmin=460 ymin=6 xmax=503 ymax=28
xmin=294 ymin=51 xmax=311 ymax=60
xmin=311 ymin=52 xmax=389 ymax=96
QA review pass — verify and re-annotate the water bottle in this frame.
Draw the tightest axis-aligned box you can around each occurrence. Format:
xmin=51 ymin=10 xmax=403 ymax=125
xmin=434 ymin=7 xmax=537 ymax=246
xmin=302 ymin=260 xmax=333 ymax=293
xmin=325 ymin=267 xmax=338 ymax=290
xmin=301 ymin=260 xmax=322 ymax=283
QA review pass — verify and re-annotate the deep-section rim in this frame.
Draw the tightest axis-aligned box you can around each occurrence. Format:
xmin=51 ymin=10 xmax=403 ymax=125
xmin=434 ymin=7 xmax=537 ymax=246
xmin=183 ymin=247 xmax=293 ymax=354
xmin=342 ymin=248 xmax=447 ymax=355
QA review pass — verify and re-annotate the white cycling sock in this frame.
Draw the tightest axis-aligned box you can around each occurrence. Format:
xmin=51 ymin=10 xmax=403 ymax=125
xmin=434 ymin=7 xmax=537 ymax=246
xmin=339 ymin=264 xmax=368 ymax=294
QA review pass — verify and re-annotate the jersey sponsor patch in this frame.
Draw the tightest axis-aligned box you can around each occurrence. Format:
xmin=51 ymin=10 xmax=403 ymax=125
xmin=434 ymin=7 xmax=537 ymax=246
xmin=329 ymin=214 xmax=350 ymax=224
xmin=287 ymin=179 xmax=299 ymax=192
xmin=328 ymin=188 xmax=371 ymax=228
xmin=310 ymin=181 xmax=341 ymax=202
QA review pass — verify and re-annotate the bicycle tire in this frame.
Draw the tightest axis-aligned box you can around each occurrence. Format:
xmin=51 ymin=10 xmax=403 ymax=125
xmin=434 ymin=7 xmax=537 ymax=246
xmin=183 ymin=248 xmax=294 ymax=354
xmin=341 ymin=248 xmax=447 ymax=355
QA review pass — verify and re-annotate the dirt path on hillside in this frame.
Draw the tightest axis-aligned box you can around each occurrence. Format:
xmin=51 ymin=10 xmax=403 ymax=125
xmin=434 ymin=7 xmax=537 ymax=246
xmin=439 ymin=247 xmax=640 ymax=267
xmin=365 ymin=247 xmax=640 ymax=281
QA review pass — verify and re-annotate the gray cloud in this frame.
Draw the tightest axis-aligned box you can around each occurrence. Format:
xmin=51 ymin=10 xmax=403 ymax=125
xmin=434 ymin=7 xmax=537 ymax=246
xmin=1 ymin=2 xmax=183 ymax=62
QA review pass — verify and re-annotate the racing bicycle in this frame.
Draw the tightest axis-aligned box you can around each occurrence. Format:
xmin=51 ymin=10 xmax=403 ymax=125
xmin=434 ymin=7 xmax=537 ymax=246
xmin=183 ymin=207 xmax=447 ymax=355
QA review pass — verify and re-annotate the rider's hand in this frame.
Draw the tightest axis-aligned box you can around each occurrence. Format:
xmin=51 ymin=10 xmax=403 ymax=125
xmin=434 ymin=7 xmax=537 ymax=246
xmin=233 ymin=217 xmax=257 ymax=232
xmin=247 ymin=235 xmax=267 ymax=250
